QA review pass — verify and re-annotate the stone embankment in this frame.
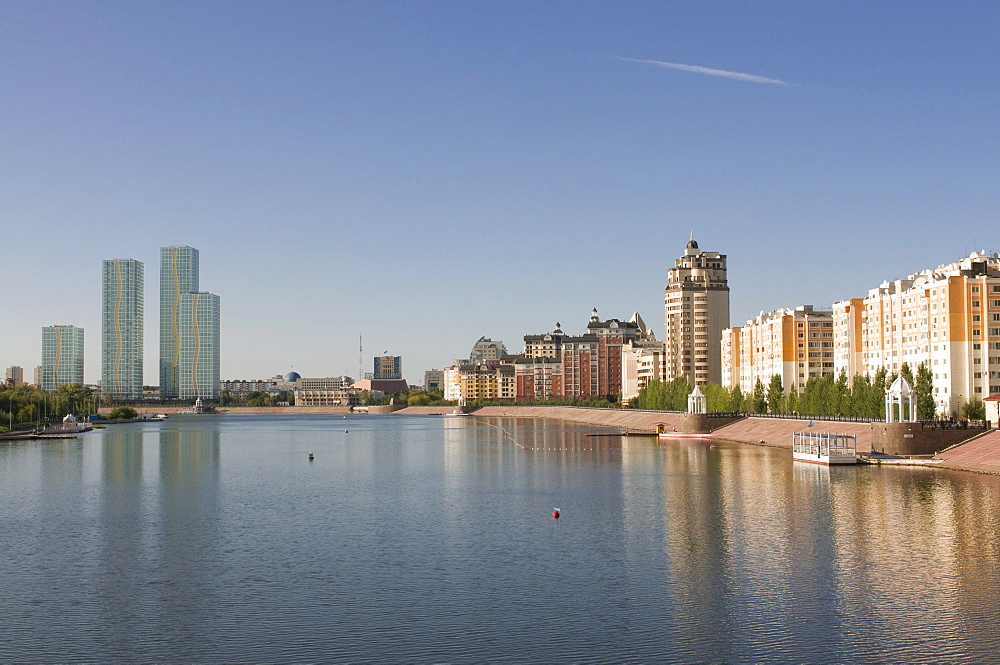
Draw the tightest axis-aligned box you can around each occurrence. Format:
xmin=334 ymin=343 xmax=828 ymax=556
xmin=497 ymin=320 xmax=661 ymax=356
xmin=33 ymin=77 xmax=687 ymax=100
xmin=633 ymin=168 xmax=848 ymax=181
xmin=108 ymin=404 xmax=999 ymax=475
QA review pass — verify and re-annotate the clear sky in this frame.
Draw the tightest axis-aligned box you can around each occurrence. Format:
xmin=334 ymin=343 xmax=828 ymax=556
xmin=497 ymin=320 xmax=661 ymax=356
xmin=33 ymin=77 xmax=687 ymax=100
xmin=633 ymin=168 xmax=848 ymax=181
xmin=2 ymin=1 xmax=998 ymax=385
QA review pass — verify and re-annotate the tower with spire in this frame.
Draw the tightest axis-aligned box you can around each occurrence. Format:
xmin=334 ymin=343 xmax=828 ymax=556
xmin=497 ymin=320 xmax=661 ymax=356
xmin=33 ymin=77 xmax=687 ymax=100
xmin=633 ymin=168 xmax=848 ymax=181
xmin=664 ymin=233 xmax=730 ymax=385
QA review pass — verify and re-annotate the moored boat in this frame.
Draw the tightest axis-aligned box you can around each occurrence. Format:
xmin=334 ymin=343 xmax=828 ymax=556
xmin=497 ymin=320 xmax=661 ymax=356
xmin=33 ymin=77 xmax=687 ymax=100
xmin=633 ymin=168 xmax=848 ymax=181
xmin=792 ymin=431 xmax=858 ymax=465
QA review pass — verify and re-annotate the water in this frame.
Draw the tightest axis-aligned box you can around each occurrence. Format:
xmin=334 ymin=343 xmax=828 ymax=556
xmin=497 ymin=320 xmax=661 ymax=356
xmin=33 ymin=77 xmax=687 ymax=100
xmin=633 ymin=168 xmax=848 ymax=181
xmin=2 ymin=414 xmax=1000 ymax=663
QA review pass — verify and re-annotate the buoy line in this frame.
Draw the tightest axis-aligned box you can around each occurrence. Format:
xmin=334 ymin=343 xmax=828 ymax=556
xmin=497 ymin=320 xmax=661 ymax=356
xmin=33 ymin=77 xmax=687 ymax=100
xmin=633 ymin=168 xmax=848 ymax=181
xmin=472 ymin=419 xmax=528 ymax=450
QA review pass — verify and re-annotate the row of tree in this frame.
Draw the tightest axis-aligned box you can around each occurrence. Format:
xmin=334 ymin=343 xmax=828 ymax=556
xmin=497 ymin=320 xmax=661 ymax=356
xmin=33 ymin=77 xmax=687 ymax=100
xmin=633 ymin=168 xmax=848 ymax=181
xmin=0 ymin=383 xmax=102 ymax=431
xmin=628 ymin=363 xmax=986 ymax=420
xmin=218 ymin=389 xmax=294 ymax=407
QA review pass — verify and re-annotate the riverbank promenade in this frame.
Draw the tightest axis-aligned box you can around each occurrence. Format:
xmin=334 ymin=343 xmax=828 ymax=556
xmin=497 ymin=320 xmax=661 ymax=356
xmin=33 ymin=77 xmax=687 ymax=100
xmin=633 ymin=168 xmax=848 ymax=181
xmin=120 ymin=404 xmax=999 ymax=475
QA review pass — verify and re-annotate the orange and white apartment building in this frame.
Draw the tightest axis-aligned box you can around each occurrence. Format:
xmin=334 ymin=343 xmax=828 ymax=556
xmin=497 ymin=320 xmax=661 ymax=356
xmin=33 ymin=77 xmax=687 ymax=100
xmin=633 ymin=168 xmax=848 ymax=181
xmin=721 ymin=252 xmax=1000 ymax=417
xmin=721 ymin=305 xmax=834 ymax=394
xmin=832 ymin=251 xmax=1000 ymax=416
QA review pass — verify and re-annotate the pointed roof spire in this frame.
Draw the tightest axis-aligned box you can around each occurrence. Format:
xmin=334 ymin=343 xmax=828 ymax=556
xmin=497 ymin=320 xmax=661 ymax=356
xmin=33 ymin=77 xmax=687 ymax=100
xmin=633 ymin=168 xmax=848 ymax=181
xmin=685 ymin=231 xmax=699 ymax=256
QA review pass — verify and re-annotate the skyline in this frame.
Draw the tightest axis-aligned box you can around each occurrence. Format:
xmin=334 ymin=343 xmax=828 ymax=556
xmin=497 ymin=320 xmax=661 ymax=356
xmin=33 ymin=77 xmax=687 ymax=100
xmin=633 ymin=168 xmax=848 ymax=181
xmin=2 ymin=2 xmax=998 ymax=384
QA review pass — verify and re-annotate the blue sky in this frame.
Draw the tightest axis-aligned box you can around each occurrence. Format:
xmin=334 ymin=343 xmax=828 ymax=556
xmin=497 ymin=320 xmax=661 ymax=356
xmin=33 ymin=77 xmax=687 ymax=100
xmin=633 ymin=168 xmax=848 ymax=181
xmin=2 ymin=1 xmax=998 ymax=385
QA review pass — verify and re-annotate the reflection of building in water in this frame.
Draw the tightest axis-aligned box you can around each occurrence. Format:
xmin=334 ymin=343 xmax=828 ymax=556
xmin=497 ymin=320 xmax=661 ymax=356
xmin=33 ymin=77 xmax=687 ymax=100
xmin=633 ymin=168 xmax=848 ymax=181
xmin=97 ymin=426 xmax=148 ymax=639
xmin=157 ymin=425 xmax=221 ymax=642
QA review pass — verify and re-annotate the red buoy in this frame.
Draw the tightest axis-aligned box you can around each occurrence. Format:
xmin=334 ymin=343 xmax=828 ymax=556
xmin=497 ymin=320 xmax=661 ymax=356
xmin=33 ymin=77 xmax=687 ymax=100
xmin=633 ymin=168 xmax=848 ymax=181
xmin=552 ymin=509 xmax=560 ymax=519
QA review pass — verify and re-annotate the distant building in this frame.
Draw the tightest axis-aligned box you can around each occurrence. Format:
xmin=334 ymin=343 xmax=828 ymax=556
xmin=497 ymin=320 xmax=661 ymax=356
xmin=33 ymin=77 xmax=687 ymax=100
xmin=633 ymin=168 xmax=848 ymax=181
xmin=41 ymin=325 xmax=84 ymax=391
xmin=423 ymin=369 xmax=445 ymax=392
xmin=513 ymin=356 xmax=562 ymax=400
xmin=33 ymin=366 xmax=41 ymax=388
xmin=102 ymin=258 xmax=144 ymax=399
xmin=176 ymin=291 xmax=221 ymax=400
xmin=470 ymin=337 xmax=507 ymax=364
xmin=664 ymin=234 xmax=730 ymax=385
xmin=296 ymin=376 xmax=354 ymax=391
xmin=221 ymin=378 xmax=277 ymax=394
xmin=831 ymin=251 xmax=1000 ymax=416
xmin=722 ymin=305 xmax=833 ymax=394
xmin=160 ymin=246 xmax=221 ymax=400
xmin=294 ymin=388 xmax=361 ymax=407
xmin=373 ymin=355 xmax=402 ymax=380
xmin=621 ymin=316 xmax=666 ymax=403
xmin=353 ymin=378 xmax=409 ymax=394
xmin=5 ymin=366 xmax=24 ymax=386
xmin=160 ymin=246 xmax=199 ymax=398
xmin=515 ymin=309 xmax=645 ymax=401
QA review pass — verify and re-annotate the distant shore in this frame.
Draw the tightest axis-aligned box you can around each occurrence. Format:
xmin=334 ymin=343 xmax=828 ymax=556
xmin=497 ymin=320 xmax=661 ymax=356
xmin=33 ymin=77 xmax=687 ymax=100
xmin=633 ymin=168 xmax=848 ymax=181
xmin=104 ymin=405 xmax=1000 ymax=475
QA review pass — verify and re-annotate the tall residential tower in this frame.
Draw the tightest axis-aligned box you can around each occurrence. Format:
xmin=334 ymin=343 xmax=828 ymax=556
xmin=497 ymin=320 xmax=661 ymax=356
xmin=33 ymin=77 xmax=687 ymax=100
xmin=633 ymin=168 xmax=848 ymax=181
xmin=176 ymin=291 xmax=221 ymax=399
xmin=102 ymin=258 xmax=144 ymax=399
xmin=160 ymin=246 xmax=199 ymax=398
xmin=41 ymin=325 xmax=84 ymax=391
xmin=664 ymin=234 xmax=730 ymax=385
xmin=160 ymin=246 xmax=220 ymax=400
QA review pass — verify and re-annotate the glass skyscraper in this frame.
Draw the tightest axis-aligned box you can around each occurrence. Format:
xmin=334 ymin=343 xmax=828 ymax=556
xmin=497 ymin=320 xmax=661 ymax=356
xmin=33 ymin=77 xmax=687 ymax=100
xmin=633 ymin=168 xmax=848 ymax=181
xmin=41 ymin=325 xmax=84 ymax=391
xmin=177 ymin=291 xmax=221 ymax=399
xmin=160 ymin=246 xmax=199 ymax=398
xmin=102 ymin=258 xmax=144 ymax=399
xmin=160 ymin=246 xmax=220 ymax=400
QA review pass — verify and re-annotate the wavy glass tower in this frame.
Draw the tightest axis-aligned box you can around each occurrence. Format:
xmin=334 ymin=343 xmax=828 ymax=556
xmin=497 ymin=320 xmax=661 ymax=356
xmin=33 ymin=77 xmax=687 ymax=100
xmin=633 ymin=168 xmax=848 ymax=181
xmin=41 ymin=325 xmax=84 ymax=391
xmin=160 ymin=246 xmax=220 ymax=400
xmin=663 ymin=235 xmax=730 ymax=385
xmin=177 ymin=291 xmax=221 ymax=399
xmin=102 ymin=259 xmax=144 ymax=399
xmin=160 ymin=246 xmax=199 ymax=398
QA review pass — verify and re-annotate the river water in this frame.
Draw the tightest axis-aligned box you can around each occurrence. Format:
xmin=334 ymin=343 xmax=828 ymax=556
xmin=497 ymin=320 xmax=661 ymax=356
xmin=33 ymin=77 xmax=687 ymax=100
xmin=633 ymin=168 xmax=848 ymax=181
xmin=2 ymin=414 xmax=999 ymax=663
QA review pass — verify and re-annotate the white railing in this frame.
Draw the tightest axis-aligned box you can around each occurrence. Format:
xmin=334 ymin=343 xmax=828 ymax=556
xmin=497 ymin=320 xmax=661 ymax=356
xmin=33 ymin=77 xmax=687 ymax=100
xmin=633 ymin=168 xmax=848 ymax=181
xmin=792 ymin=431 xmax=857 ymax=457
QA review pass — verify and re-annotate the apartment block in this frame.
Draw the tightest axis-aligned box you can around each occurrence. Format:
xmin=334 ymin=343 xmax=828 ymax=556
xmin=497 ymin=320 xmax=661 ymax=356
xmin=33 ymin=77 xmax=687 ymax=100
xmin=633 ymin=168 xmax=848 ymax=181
xmin=516 ymin=310 xmax=645 ymax=401
xmin=373 ymin=355 xmax=402 ymax=380
xmin=833 ymin=251 xmax=1000 ymax=416
xmin=41 ymin=325 xmax=84 ymax=391
xmin=722 ymin=305 xmax=833 ymax=393
xmin=5 ymin=366 xmax=24 ymax=386
xmin=176 ymin=291 xmax=221 ymax=399
xmin=664 ymin=235 xmax=730 ymax=385
xmin=102 ymin=258 xmax=144 ymax=399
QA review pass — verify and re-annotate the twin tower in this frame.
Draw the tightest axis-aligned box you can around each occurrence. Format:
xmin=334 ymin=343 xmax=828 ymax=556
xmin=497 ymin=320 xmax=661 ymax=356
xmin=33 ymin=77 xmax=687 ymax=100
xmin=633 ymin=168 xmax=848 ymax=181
xmin=101 ymin=246 xmax=220 ymax=401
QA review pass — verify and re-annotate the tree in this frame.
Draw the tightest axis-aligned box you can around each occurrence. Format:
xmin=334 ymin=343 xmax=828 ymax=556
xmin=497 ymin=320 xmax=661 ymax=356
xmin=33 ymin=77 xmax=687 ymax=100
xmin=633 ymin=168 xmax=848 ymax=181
xmin=766 ymin=375 xmax=783 ymax=414
xmin=750 ymin=379 xmax=767 ymax=414
xmin=871 ymin=367 xmax=889 ymax=419
xmin=834 ymin=369 xmax=851 ymax=416
xmin=786 ymin=383 xmax=799 ymax=415
xmin=913 ymin=363 xmax=936 ymax=420
xmin=963 ymin=398 xmax=985 ymax=421
xmin=702 ymin=382 xmax=732 ymax=412
xmin=729 ymin=385 xmax=744 ymax=412
xmin=108 ymin=406 xmax=137 ymax=420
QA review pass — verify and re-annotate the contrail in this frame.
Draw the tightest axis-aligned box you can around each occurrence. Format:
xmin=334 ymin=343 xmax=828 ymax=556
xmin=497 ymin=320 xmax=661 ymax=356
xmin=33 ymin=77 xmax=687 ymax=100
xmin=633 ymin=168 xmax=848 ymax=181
xmin=618 ymin=57 xmax=790 ymax=86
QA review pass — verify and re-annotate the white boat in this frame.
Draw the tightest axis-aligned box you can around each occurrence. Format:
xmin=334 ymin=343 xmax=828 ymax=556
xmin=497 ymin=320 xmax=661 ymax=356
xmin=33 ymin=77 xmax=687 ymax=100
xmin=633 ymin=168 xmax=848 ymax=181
xmin=792 ymin=431 xmax=858 ymax=465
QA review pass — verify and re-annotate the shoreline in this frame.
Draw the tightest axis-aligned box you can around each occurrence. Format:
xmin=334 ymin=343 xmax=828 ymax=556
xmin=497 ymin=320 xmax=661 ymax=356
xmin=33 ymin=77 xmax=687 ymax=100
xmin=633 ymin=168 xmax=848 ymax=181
xmin=109 ymin=405 xmax=1000 ymax=476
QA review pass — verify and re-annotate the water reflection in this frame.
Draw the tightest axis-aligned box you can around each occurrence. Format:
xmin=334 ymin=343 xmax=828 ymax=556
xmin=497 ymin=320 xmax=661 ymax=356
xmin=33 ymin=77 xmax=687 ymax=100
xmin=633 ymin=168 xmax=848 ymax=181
xmin=155 ymin=423 xmax=221 ymax=657
xmin=2 ymin=416 xmax=1000 ymax=663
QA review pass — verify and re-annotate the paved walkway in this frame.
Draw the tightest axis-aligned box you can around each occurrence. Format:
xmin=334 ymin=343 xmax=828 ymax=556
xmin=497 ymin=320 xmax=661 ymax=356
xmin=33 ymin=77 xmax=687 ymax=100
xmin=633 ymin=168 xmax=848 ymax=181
xmin=937 ymin=430 xmax=1000 ymax=474
xmin=710 ymin=418 xmax=875 ymax=453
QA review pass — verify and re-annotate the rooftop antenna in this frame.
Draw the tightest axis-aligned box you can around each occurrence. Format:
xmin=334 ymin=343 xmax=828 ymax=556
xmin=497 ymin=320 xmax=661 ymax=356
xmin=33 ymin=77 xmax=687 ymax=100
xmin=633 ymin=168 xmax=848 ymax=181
xmin=359 ymin=335 xmax=363 ymax=383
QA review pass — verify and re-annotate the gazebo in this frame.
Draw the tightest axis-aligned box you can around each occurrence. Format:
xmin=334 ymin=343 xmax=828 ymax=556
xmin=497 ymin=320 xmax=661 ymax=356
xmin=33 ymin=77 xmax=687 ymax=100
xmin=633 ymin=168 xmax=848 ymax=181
xmin=885 ymin=375 xmax=916 ymax=423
